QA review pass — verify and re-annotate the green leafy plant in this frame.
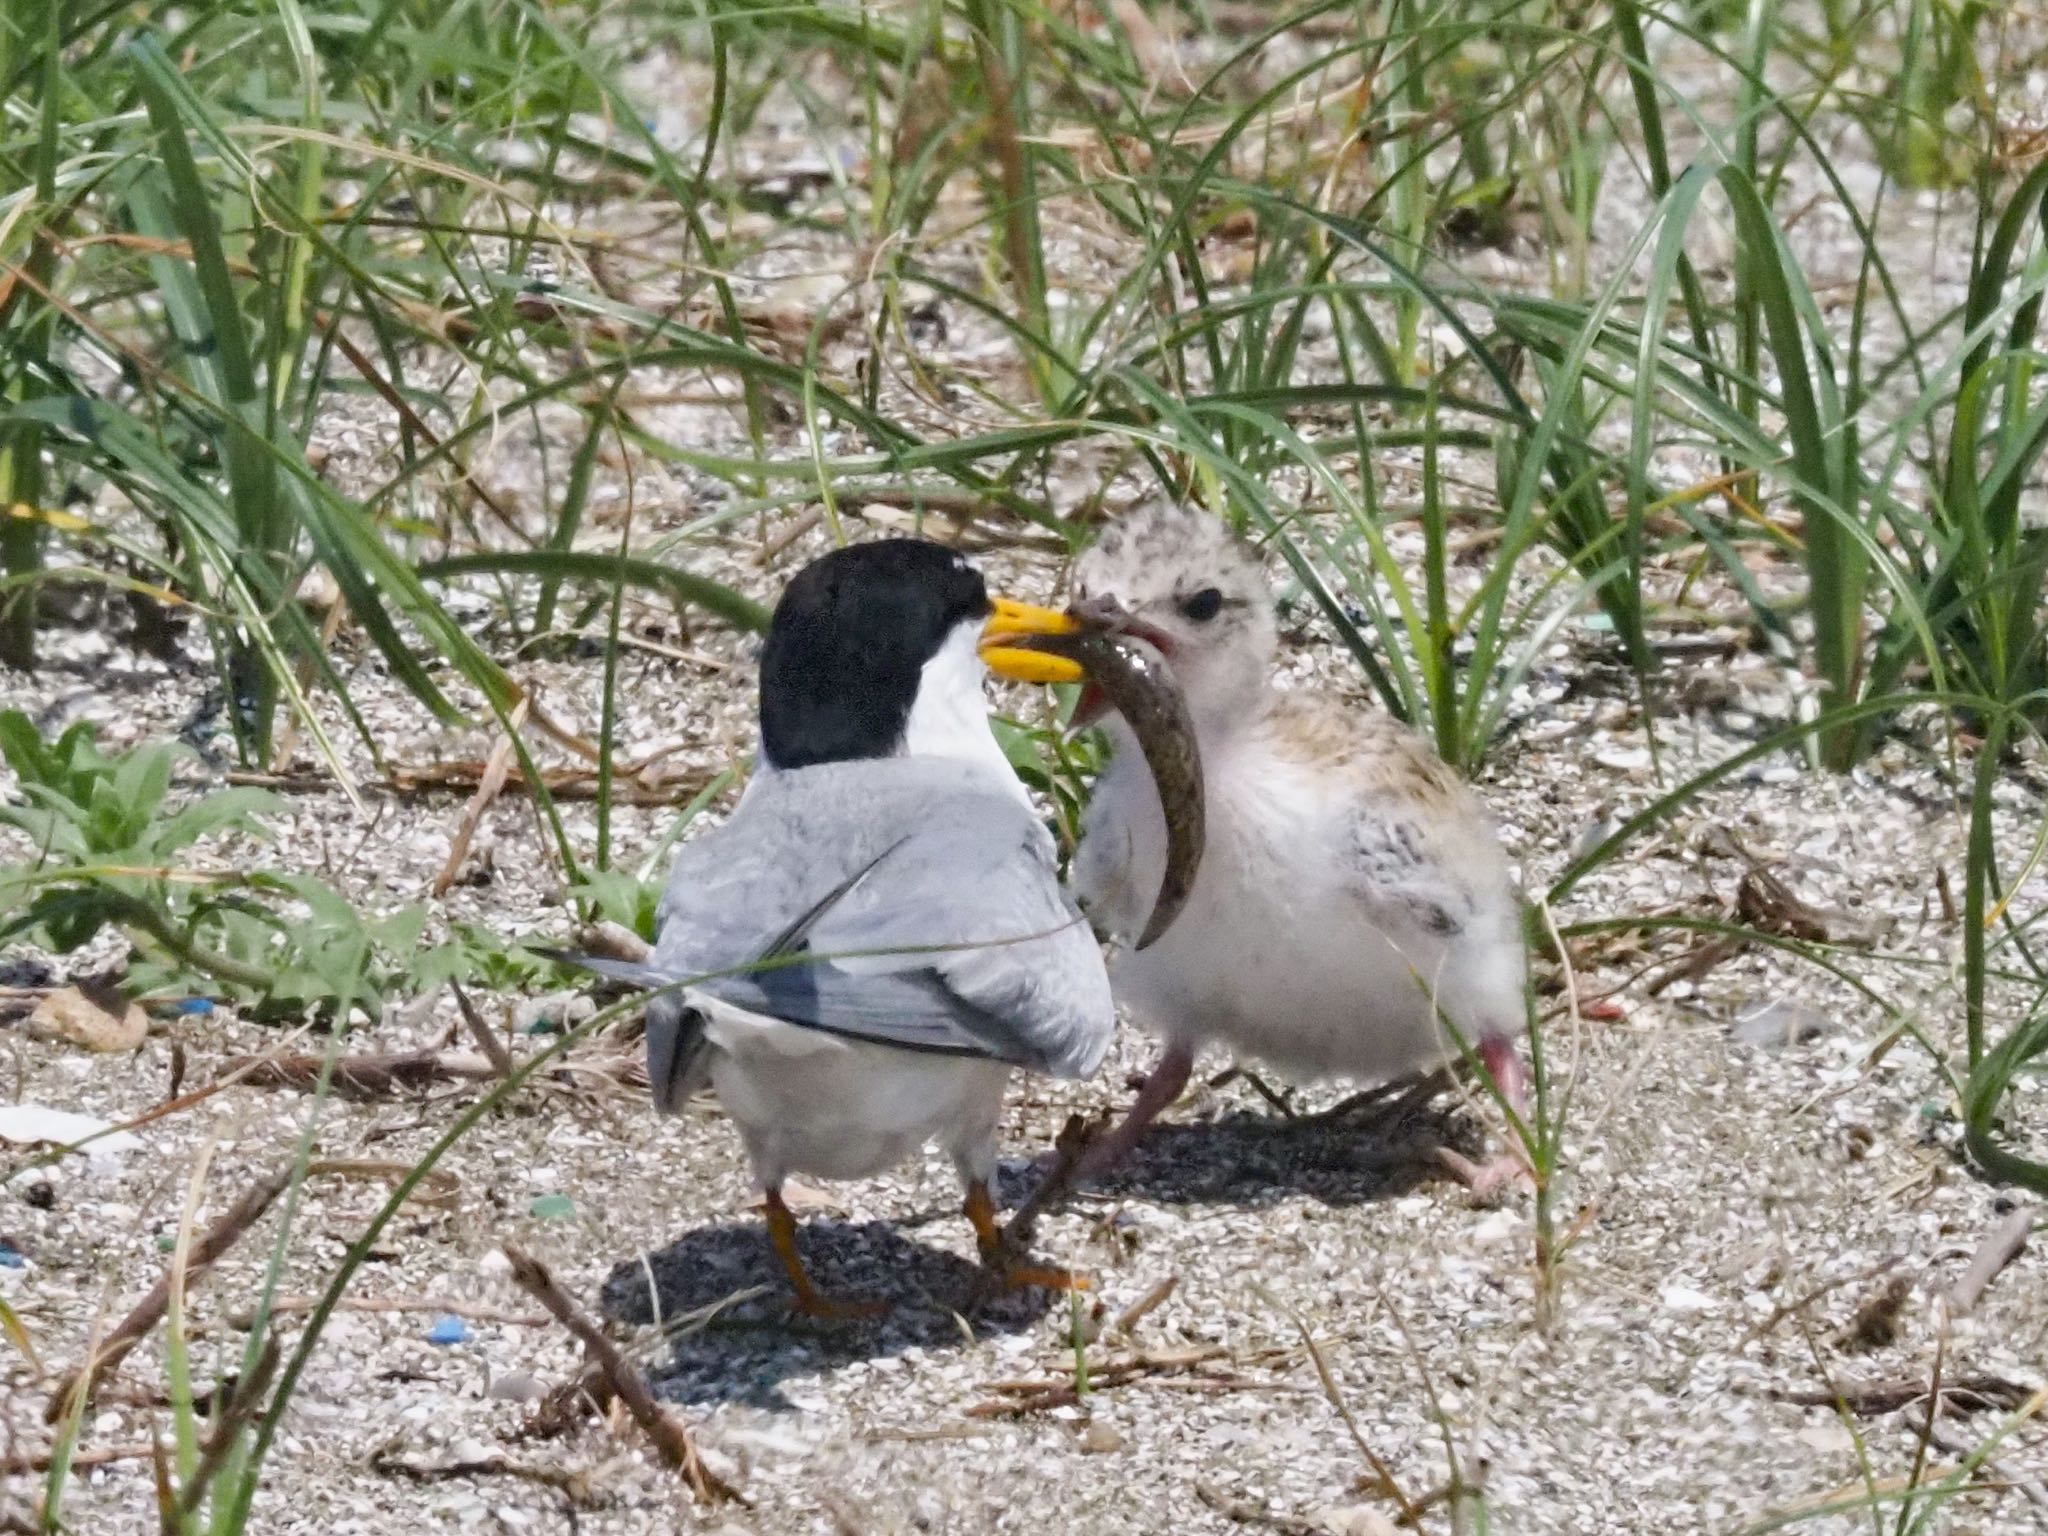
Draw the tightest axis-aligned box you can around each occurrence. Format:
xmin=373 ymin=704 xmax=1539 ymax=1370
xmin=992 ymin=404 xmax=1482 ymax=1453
xmin=568 ymin=868 xmax=666 ymax=946
xmin=0 ymin=0 xmax=63 ymax=670
xmin=0 ymin=710 xmax=434 ymax=1021
xmin=992 ymin=709 xmax=1105 ymax=864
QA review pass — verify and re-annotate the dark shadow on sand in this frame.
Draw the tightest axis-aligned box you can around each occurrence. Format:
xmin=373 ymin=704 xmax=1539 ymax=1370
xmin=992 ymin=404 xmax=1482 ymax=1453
xmin=603 ymin=1083 xmax=1482 ymax=1406
xmin=1037 ymin=1078 xmax=1480 ymax=1210
xmin=600 ymin=1218 xmax=1055 ymax=1409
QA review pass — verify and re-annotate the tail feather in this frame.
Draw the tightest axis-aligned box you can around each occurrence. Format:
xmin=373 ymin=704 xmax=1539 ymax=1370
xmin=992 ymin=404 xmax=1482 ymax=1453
xmin=646 ymin=993 xmax=710 ymax=1113
xmin=535 ymin=946 xmax=707 ymax=1113
xmin=531 ymin=945 xmax=670 ymax=989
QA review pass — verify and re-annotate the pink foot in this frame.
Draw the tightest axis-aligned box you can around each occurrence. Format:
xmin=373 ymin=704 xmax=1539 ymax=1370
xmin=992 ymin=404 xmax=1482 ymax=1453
xmin=1435 ymin=1034 xmax=1538 ymax=1197
xmin=1019 ymin=1044 xmax=1197 ymax=1195
xmin=1435 ymin=1145 xmax=1536 ymax=1198
xmin=1068 ymin=1042 xmax=1196 ymax=1187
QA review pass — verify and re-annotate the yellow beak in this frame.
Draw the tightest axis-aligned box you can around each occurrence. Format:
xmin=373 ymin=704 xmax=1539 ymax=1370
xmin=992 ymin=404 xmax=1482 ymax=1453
xmin=980 ymin=596 xmax=1086 ymax=684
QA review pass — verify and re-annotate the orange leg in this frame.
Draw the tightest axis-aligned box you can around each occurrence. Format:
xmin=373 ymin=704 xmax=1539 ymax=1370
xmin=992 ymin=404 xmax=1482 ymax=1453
xmin=965 ymin=1179 xmax=1088 ymax=1293
xmin=763 ymin=1187 xmax=887 ymax=1321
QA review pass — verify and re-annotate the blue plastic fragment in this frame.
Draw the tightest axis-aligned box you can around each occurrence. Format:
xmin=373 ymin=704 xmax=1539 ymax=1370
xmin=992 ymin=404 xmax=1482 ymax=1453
xmin=172 ymin=998 xmax=216 ymax=1016
xmin=427 ymin=1315 xmax=471 ymax=1346
xmin=0 ymin=1239 xmax=26 ymax=1269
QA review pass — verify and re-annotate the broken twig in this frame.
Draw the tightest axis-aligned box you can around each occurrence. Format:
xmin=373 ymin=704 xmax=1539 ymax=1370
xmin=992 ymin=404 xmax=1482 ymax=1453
xmin=0 ymin=1443 xmax=158 ymax=1475
xmin=501 ymin=1244 xmax=741 ymax=1504
xmin=1767 ymin=1373 xmax=2031 ymax=1418
xmin=432 ymin=700 xmax=528 ymax=896
xmin=370 ymin=1444 xmax=623 ymax=1509
xmin=1112 ymin=1276 xmax=1178 ymax=1336
xmin=1949 ymin=1207 xmax=2032 ymax=1314
xmin=219 ymin=1048 xmax=501 ymax=1100
xmin=46 ymin=1170 xmax=292 ymax=1423
xmin=969 ymin=1345 xmax=1291 ymax=1417
xmin=451 ymin=983 xmax=517 ymax=1078
xmin=979 ymin=1109 xmax=1108 ymax=1291
xmin=45 ymin=1161 xmax=450 ymax=1421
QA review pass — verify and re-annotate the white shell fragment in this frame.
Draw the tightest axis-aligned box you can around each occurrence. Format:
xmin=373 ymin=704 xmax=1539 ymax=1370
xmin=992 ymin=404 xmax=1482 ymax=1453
xmin=0 ymin=1103 xmax=144 ymax=1159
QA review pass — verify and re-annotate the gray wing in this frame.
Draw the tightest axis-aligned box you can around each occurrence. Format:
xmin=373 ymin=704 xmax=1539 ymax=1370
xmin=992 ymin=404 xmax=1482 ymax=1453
xmin=646 ymin=760 xmax=1113 ymax=1087
xmin=1347 ymin=810 xmax=1479 ymax=938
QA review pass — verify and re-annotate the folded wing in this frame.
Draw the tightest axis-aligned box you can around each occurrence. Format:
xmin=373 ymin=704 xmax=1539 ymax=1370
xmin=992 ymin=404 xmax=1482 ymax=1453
xmin=643 ymin=759 xmax=1114 ymax=1098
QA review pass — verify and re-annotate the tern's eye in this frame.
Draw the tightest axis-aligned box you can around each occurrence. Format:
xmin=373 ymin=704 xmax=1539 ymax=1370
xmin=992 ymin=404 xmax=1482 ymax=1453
xmin=1178 ymin=586 xmax=1224 ymax=622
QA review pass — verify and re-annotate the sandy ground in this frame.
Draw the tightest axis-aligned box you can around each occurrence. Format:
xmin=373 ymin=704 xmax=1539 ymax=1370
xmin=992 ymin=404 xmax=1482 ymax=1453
xmin=7 ymin=14 xmax=2048 ymax=1536
xmin=6 ymin=524 xmax=2045 ymax=1535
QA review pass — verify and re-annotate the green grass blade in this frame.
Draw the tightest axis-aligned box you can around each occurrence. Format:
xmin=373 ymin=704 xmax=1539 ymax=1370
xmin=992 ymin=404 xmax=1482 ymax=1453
xmin=418 ymin=549 xmax=769 ymax=634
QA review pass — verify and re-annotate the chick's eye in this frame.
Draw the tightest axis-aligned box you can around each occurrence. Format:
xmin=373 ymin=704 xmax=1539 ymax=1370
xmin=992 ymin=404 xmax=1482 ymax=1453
xmin=1179 ymin=586 xmax=1224 ymax=622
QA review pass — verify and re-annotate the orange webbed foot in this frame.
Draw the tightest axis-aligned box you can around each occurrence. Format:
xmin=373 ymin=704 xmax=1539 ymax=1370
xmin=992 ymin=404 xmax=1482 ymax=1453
xmin=964 ymin=1179 xmax=1092 ymax=1295
xmin=764 ymin=1186 xmax=890 ymax=1324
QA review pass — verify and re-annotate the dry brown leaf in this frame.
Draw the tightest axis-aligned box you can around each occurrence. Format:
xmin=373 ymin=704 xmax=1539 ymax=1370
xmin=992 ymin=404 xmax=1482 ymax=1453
xmin=28 ymin=985 xmax=147 ymax=1053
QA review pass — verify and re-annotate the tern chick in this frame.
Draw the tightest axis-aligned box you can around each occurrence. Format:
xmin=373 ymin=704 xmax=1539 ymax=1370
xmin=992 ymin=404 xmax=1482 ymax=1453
xmin=1065 ymin=506 xmax=1531 ymax=1191
xmin=590 ymin=541 xmax=1114 ymax=1316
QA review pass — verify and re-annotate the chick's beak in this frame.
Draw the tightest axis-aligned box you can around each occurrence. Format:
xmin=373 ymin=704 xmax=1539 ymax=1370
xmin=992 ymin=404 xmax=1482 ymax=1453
xmin=980 ymin=596 xmax=1086 ymax=684
xmin=1065 ymin=594 xmax=1131 ymax=633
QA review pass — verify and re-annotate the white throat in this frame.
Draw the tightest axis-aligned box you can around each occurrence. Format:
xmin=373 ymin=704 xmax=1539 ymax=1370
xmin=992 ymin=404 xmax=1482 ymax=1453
xmin=902 ymin=622 xmax=1026 ymax=801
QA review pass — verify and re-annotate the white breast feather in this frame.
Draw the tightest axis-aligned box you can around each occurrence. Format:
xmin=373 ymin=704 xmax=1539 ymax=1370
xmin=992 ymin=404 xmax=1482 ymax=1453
xmin=1079 ymin=717 xmax=1524 ymax=1085
xmin=901 ymin=623 xmax=1028 ymax=804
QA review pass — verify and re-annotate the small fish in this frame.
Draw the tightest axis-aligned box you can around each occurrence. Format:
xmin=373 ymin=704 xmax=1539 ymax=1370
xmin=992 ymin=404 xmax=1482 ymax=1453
xmin=1014 ymin=630 xmax=1204 ymax=950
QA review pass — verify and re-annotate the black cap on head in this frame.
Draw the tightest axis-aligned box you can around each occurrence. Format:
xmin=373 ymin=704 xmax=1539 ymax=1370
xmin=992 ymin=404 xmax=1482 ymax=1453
xmin=759 ymin=540 xmax=991 ymax=769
